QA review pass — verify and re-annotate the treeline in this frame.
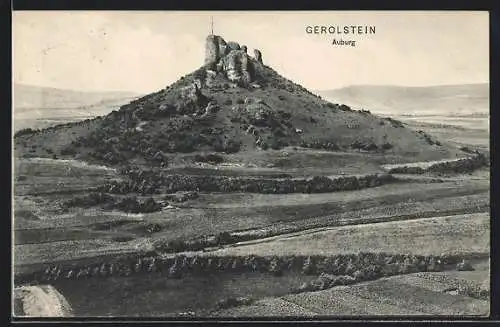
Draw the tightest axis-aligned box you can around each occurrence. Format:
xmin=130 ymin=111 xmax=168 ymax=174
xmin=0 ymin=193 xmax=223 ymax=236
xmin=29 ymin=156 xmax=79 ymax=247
xmin=153 ymin=231 xmax=247 ymax=254
xmin=14 ymin=128 xmax=40 ymax=138
xmin=63 ymin=192 xmax=163 ymax=214
xmin=99 ymin=168 xmax=399 ymax=195
xmin=19 ymin=252 xmax=485 ymax=299
xmin=389 ymin=153 xmax=489 ymax=175
xmin=298 ymin=137 xmax=394 ymax=153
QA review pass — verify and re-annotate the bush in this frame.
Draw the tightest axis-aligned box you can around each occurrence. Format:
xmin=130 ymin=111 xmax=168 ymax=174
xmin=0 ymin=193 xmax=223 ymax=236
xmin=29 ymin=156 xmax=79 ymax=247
xmin=456 ymin=259 xmax=474 ymax=271
xmin=215 ymin=231 xmax=234 ymax=246
xmin=145 ymin=223 xmax=162 ymax=234
xmin=168 ymin=263 xmax=182 ymax=279
xmin=268 ymin=257 xmax=284 ymax=276
xmin=64 ymin=192 xmax=115 ymax=208
xmin=65 ymin=193 xmax=164 ymax=213
xmin=339 ymin=104 xmax=352 ymax=111
xmin=351 ymin=140 xmax=378 ymax=151
xmin=114 ymin=196 xmax=162 ymax=213
xmin=231 ymin=257 xmax=244 ymax=272
xmin=164 ymin=191 xmax=199 ymax=203
xmin=216 ymin=297 xmax=253 ymax=309
xmin=60 ymin=146 xmax=78 ymax=156
xmin=417 ymin=130 xmax=441 ymax=146
xmin=302 ymin=256 xmax=317 ymax=275
xmin=381 ymin=143 xmax=393 ymax=150
xmin=300 ymin=139 xmax=340 ymax=151
xmin=426 ymin=257 xmax=444 ymax=272
xmin=390 ymin=154 xmax=487 ymax=175
xmin=14 ymin=128 xmax=38 ymax=138
xmin=294 ymin=274 xmax=357 ymax=293
xmin=194 ymin=153 xmax=224 ymax=164
xmin=460 ymin=146 xmax=478 ymax=154
xmin=113 ymin=236 xmax=134 ymax=242
xmin=457 ymin=282 xmax=489 ymax=300
xmin=389 ymin=166 xmax=425 ymax=174
xmin=383 ymin=117 xmax=405 ymax=128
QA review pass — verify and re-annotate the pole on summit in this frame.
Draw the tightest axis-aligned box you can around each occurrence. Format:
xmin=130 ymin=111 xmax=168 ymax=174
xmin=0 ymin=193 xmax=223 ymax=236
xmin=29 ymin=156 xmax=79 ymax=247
xmin=210 ymin=16 xmax=214 ymax=35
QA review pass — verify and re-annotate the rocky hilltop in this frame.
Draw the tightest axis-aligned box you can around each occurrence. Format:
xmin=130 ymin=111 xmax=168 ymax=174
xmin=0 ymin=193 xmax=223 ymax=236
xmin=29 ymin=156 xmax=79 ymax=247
xmin=204 ymin=35 xmax=264 ymax=87
xmin=14 ymin=35 xmax=461 ymax=167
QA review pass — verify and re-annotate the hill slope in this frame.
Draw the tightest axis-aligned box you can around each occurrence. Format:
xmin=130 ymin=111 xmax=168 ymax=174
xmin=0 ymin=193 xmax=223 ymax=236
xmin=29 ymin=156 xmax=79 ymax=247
xmin=14 ymin=35 xmax=462 ymax=167
xmin=316 ymin=84 xmax=489 ymax=116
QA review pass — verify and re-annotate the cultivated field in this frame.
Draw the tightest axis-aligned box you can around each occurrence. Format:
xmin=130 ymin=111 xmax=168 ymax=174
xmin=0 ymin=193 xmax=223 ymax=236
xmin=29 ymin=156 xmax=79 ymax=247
xmin=207 ymin=213 xmax=489 ymax=257
xmin=13 ymin=154 xmax=489 ymax=267
xmin=211 ymin=264 xmax=489 ymax=317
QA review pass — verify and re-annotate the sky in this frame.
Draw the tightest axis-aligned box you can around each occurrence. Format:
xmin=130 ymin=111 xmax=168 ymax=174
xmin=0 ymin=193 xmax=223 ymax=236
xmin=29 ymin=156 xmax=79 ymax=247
xmin=13 ymin=11 xmax=489 ymax=93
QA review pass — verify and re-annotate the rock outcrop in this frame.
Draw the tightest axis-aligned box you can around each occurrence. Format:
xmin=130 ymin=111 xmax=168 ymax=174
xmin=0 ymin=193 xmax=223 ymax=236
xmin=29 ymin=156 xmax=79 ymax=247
xmin=203 ymin=35 xmax=262 ymax=86
xmin=254 ymin=49 xmax=263 ymax=64
xmin=227 ymin=41 xmax=241 ymax=51
xmin=204 ymin=35 xmax=228 ymax=67
xmin=221 ymin=50 xmax=253 ymax=85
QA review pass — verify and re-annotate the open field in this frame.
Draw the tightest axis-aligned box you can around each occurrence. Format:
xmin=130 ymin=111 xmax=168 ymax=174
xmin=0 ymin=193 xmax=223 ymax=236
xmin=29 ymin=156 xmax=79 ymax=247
xmin=207 ymin=213 xmax=489 ymax=257
xmin=211 ymin=270 xmax=489 ymax=317
xmin=13 ymin=143 xmax=489 ymax=267
xmin=316 ymin=84 xmax=488 ymax=118
xmin=13 ymin=176 xmax=489 ymax=266
xmin=398 ymin=116 xmax=489 ymax=152
xmin=13 ymin=158 xmax=120 ymax=196
xmin=50 ymin=270 xmax=318 ymax=317
xmin=210 ymin=258 xmax=489 ymax=317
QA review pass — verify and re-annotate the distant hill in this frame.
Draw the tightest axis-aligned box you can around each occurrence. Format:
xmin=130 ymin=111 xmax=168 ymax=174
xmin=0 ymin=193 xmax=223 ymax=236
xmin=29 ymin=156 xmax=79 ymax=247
xmin=14 ymin=35 xmax=464 ymax=166
xmin=316 ymin=84 xmax=489 ymax=117
xmin=13 ymin=83 xmax=141 ymax=120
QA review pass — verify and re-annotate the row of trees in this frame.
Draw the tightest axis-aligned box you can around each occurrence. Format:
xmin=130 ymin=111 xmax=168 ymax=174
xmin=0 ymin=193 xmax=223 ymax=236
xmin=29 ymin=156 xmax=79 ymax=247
xmin=416 ymin=130 xmax=441 ymax=146
xmin=389 ymin=153 xmax=488 ymax=175
xmin=100 ymin=169 xmax=399 ymax=195
xmin=14 ymin=128 xmax=39 ymax=138
xmin=25 ymin=252 xmax=481 ymax=289
xmin=299 ymin=138 xmax=394 ymax=153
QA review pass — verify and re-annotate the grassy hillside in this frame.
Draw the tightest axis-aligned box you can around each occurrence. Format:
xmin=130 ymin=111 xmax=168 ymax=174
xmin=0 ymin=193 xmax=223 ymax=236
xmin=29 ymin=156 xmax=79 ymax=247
xmin=13 ymin=62 xmax=462 ymax=167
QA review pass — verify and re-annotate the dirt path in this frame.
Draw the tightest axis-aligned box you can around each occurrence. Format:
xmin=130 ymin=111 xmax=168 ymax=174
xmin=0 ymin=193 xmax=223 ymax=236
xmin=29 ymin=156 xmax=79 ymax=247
xmin=14 ymin=285 xmax=73 ymax=317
